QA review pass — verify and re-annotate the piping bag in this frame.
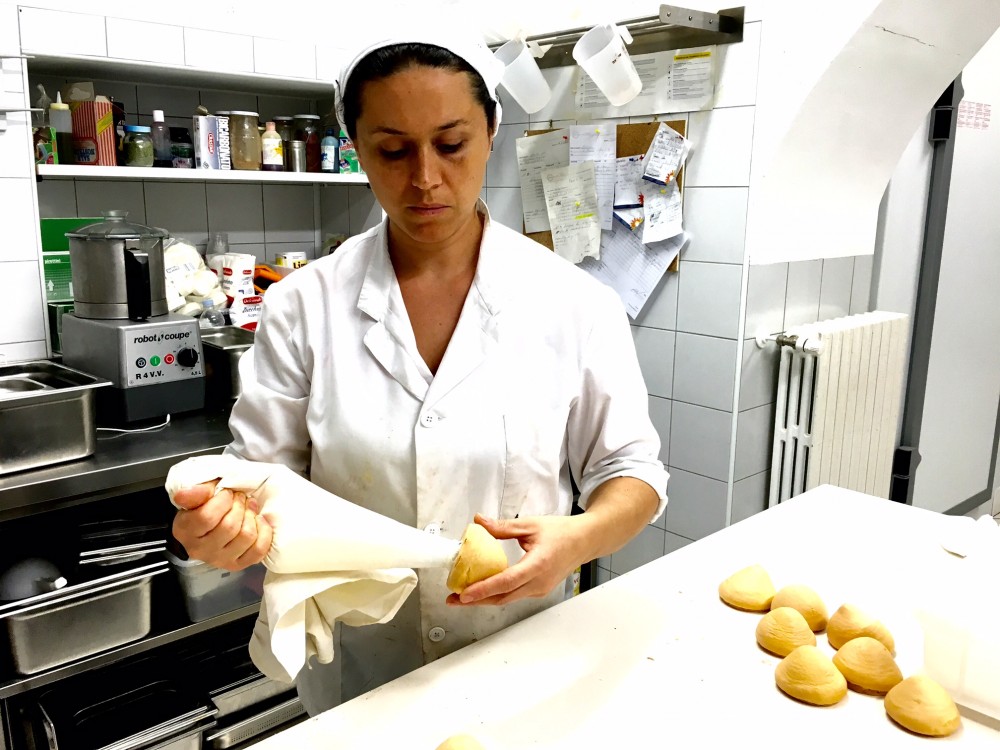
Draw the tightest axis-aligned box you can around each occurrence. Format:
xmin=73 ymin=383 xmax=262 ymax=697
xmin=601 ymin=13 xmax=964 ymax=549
xmin=165 ymin=455 xmax=461 ymax=682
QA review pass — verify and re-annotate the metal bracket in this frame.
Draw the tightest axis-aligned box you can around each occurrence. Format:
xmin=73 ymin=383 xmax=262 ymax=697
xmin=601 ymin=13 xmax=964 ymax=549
xmin=490 ymin=5 xmax=744 ymax=70
xmin=0 ymin=108 xmax=41 ymax=134
xmin=754 ymin=330 xmax=823 ymax=354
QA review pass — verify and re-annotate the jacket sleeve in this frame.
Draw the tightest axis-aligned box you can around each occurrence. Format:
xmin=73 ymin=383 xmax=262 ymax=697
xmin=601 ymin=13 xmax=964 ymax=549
xmin=225 ymin=282 xmax=313 ymax=475
xmin=566 ymin=284 xmax=669 ymax=522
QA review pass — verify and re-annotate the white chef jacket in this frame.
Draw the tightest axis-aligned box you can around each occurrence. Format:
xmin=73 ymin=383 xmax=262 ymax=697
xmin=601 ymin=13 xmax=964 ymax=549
xmin=226 ymin=202 xmax=668 ymax=709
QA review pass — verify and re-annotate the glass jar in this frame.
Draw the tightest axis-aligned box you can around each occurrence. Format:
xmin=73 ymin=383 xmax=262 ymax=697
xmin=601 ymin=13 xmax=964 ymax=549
xmin=293 ymin=114 xmax=321 ymax=172
xmin=230 ymin=111 xmax=261 ymax=170
xmin=169 ymin=127 xmax=194 ymax=168
xmin=272 ymin=116 xmax=294 ymax=168
xmin=123 ymin=125 xmax=154 ymax=167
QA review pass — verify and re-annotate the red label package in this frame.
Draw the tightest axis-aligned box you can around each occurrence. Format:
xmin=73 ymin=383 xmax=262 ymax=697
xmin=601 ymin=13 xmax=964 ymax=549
xmin=70 ymin=100 xmax=117 ymax=166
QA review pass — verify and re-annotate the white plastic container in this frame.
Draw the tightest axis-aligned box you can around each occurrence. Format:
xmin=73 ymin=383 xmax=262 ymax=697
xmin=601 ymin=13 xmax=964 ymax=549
xmin=167 ymin=552 xmax=265 ymax=622
xmin=572 ymin=24 xmax=642 ymax=106
xmin=919 ymin=604 xmax=1000 ymax=720
xmin=494 ymin=39 xmax=551 ymax=114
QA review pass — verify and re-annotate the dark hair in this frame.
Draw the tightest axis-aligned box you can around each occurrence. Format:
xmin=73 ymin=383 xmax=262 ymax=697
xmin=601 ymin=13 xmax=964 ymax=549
xmin=341 ymin=43 xmax=497 ymax=140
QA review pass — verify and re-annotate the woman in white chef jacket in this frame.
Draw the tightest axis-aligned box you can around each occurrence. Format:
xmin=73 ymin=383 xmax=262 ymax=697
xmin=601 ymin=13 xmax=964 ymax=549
xmin=171 ymin=24 xmax=669 ymax=713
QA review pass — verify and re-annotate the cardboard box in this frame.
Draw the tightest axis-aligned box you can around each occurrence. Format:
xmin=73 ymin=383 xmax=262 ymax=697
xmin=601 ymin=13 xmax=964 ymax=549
xmin=193 ymin=115 xmax=220 ymax=169
xmin=39 ymin=217 xmax=101 ymax=252
xmin=70 ymin=99 xmax=116 ymax=166
xmin=42 ymin=252 xmax=74 ymax=302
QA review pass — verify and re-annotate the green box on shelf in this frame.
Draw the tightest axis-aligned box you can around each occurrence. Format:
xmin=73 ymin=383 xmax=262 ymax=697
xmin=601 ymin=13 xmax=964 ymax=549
xmin=42 ymin=251 xmax=73 ymax=302
xmin=39 ymin=217 xmax=100 ymax=252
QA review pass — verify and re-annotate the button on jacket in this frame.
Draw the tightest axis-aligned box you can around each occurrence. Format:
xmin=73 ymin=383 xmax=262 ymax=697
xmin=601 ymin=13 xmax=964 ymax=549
xmin=226 ymin=203 xmax=669 ymax=704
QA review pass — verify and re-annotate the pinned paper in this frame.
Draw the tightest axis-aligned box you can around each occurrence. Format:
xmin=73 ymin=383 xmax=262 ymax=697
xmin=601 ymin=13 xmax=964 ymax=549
xmin=641 ymin=181 xmax=683 ymax=243
xmin=580 ymin=224 xmax=688 ymax=318
xmin=569 ymin=124 xmax=617 ymax=231
xmin=614 ymin=206 xmax=644 ymax=232
xmin=641 ymin=122 xmax=689 ymax=185
xmin=516 ymin=129 xmax=570 ymax=233
xmin=614 ymin=155 xmax=645 ymax=208
xmin=541 ymin=161 xmax=602 ymax=264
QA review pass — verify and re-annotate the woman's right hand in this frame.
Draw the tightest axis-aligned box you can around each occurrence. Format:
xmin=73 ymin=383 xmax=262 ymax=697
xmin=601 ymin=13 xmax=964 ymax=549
xmin=171 ymin=481 xmax=273 ymax=571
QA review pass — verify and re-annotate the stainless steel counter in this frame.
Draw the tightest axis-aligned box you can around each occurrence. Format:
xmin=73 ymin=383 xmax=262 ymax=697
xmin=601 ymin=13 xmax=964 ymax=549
xmin=0 ymin=407 xmax=233 ymax=520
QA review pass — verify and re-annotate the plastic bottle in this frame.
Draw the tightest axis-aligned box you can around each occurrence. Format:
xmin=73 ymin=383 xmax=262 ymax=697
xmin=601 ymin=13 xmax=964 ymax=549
xmin=320 ymin=128 xmax=338 ymax=173
xmin=198 ymin=299 xmax=226 ymax=329
xmin=49 ymin=93 xmax=74 ymax=166
xmin=261 ymin=121 xmax=283 ymax=172
xmin=151 ymin=109 xmax=172 ymax=168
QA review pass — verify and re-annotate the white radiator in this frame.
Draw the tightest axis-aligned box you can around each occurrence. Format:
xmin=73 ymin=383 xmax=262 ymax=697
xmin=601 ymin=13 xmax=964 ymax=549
xmin=767 ymin=312 xmax=910 ymax=505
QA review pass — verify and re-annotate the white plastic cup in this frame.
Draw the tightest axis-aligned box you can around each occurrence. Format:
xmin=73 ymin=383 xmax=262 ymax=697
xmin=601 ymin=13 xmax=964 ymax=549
xmin=572 ymin=24 xmax=642 ymax=106
xmin=494 ymin=39 xmax=551 ymax=114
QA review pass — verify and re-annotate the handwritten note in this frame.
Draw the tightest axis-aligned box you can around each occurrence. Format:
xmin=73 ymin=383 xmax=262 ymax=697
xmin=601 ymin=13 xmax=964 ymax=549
xmin=615 ymin=155 xmax=645 ymax=208
xmin=614 ymin=206 xmax=644 ymax=232
xmin=569 ymin=124 xmax=616 ymax=231
xmin=579 ymin=224 xmax=688 ymax=318
xmin=515 ymin=129 xmax=570 ymax=233
xmin=641 ymin=180 xmax=683 ymax=244
xmin=642 ymin=122 xmax=689 ymax=186
xmin=541 ymin=161 xmax=602 ymax=264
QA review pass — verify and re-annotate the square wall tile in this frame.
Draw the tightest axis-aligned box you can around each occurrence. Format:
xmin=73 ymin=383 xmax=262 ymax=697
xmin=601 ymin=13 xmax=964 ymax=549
xmin=485 ymin=187 xmax=523 ymax=232
xmin=632 ymin=268 xmax=679 ymax=330
xmin=595 ymin=566 xmax=612 ymax=585
xmin=732 ymin=470 xmax=770 ymax=524
xmin=648 ymin=395 xmax=672 ymax=477
xmin=609 ymin=525 xmax=665 ymax=575
xmin=0 ymin=180 xmax=40 ymax=262
xmin=266 ymin=241 xmax=317 ymax=262
xmin=685 ymin=106 xmax=754 ymax=187
xmin=527 ymin=66 xmax=578 ymax=123
xmin=0 ymin=340 xmax=47 ymax=362
xmin=90 ymin=79 xmax=138 ymax=114
xmin=851 ymin=255 xmax=873 ymax=314
xmin=136 ymin=84 xmax=200 ymax=118
xmin=487 ymin=122 xmax=524 ymax=189
xmin=199 ymin=89 xmax=258 ymax=114
xmin=784 ymin=259 xmax=823 ymax=328
xmin=0 ymin=261 xmax=46 ymax=344
xmin=669 ymin=400 xmax=733 ymax=481
xmin=739 ymin=338 xmax=779 ymax=412
xmin=682 ymin=187 xmax=748 ymax=264
xmin=819 ymin=256 xmax=855 ymax=321
xmin=714 ymin=21 xmax=761 ymax=109
xmin=665 ymin=530 xmax=694 ymax=555
xmin=676 ymin=261 xmax=743 ymax=339
xmin=662 ymin=467 xmax=728 ymax=540
xmin=0 ymin=115 xmax=32 ymax=178
xmin=631 ymin=327 xmax=675 ymax=399
xmin=348 ymin=185 xmax=382 ymax=236
xmin=735 ymin=403 xmax=775 ymax=481
xmin=206 ymin=183 xmax=264 ymax=244
xmin=744 ymin=262 xmax=787 ymax=339
xmin=320 ymin=184 xmax=351 ymax=238
xmin=36 ymin=179 xmax=77 ymax=219
xmin=673 ymin=333 xmax=739 ymax=412
xmin=263 ymin=184 xmax=314 ymax=243
xmin=144 ymin=181 xmax=209 ymax=245
xmin=76 ymin=179 xmax=146 ymax=224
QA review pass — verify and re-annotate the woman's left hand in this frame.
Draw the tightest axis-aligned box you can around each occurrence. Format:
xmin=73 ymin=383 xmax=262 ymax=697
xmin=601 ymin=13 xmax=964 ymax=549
xmin=446 ymin=513 xmax=593 ymax=607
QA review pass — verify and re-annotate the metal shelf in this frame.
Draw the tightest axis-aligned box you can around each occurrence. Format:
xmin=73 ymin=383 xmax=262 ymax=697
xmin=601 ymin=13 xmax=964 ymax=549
xmin=36 ymin=164 xmax=368 ymax=185
xmin=0 ymin=603 xmax=259 ymax=699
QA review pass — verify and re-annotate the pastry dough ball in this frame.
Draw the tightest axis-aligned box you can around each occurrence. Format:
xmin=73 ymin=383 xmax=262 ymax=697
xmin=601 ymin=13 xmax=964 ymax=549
xmin=832 ymin=636 xmax=902 ymax=695
xmin=446 ymin=524 xmax=508 ymax=594
xmin=436 ymin=735 xmax=486 ymax=750
xmin=756 ymin=607 xmax=817 ymax=656
xmin=775 ymin=645 xmax=848 ymax=706
xmin=884 ymin=675 xmax=961 ymax=737
xmin=718 ymin=564 xmax=775 ymax=611
xmin=771 ymin=584 xmax=828 ymax=632
xmin=827 ymin=604 xmax=895 ymax=654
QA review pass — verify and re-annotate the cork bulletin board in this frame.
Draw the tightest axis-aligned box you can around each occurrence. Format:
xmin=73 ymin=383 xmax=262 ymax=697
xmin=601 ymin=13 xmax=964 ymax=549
xmin=521 ymin=120 xmax=686 ymax=272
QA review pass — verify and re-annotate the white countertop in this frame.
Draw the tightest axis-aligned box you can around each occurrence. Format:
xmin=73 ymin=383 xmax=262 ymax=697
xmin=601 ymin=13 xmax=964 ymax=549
xmin=254 ymin=486 xmax=1000 ymax=749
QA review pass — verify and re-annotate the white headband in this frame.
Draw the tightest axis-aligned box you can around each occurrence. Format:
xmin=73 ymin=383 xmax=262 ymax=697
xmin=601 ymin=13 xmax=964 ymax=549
xmin=333 ymin=24 xmax=505 ymax=138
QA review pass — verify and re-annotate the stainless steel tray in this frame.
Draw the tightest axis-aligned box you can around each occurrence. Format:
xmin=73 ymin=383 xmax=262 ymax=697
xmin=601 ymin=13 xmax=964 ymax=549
xmin=210 ymin=673 xmax=292 ymax=718
xmin=204 ymin=696 xmax=304 ymax=749
xmin=0 ymin=360 xmax=110 ymax=475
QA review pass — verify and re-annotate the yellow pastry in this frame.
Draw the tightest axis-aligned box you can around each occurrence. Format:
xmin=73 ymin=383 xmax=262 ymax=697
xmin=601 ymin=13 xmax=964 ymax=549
xmin=771 ymin=584 xmax=828 ymax=632
xmin=756 ymin=607 xmax=817 ymax=657
xmin=775 ymin=645 xmax=848 ymax=706
xmin=446 ymin=524 xmax=508 ymax=594
xmin=718 ymin=564 xmax=775 ymax=611
xmin=884 ymin=675 xmax=961 ymax=737
xmin=827 ymin=603 xmax=895 ymax=654
xmin=832 ymin=636 xmax=903 ymax=695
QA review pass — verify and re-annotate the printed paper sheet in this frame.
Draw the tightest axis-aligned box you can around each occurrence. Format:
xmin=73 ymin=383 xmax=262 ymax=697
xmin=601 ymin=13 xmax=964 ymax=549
xmin=569 ymin=124 xmax=616 ymax=231
xmin=541 ymin=161 xmax=602 ymax=264
xmin=614 ymin=155 xmax=645 ymax=208
xmin=641 ymin=122 xmax=689 ymax=185
xmin=515 ymin=129 xmax=570 ymax=233
xmin=641 ymin=181 xmax=683 ymax=244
